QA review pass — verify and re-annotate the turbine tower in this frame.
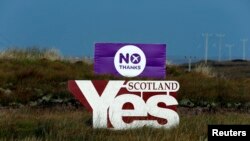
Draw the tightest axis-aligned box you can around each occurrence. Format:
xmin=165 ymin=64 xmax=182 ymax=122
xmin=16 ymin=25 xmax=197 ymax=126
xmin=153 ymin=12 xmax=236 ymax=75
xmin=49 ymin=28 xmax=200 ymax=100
xmin=216 ymin=34 xmax=225 ymax=62
xmin=241 ymin=39 xmax=248 ymax=60
xmin=225 ymin=44 xmax=234 ymax=61
xmin=202 ymin=33 xmax=212 ymax=64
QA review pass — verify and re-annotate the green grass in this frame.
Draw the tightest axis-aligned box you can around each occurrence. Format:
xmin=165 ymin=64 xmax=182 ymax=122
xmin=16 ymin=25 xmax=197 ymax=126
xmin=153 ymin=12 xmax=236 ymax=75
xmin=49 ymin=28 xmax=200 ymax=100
xmin=0 ymin=107 xmax=249 ymax=141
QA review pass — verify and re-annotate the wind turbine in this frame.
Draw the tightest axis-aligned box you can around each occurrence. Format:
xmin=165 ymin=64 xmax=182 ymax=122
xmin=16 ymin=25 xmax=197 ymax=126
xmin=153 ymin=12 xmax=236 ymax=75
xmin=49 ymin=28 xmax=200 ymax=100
xmin=241 ymin=39 xmax=248 ymax=60
xmin=202 ymin=33 xmax=212 ymax=63
xmin=225 ymin=44 xmax=234 ymax=61
xmin=216 ymin=34 xmax=225 ymax=62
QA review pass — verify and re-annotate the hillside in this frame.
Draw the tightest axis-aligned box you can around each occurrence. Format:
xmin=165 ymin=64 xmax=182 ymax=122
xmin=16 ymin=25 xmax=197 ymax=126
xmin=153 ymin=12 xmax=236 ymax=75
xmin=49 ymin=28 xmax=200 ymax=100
xmin=0 ymin=58 xmax=250 ymax=109
xmin=0 ymin=49 xmax=250 ymax=140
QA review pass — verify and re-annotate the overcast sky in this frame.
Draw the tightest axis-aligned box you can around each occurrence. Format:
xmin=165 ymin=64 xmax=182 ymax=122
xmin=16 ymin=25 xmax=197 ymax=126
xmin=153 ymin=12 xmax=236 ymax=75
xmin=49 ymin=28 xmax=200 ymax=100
xmin=0 ymin=0 xmax=249 ymax=61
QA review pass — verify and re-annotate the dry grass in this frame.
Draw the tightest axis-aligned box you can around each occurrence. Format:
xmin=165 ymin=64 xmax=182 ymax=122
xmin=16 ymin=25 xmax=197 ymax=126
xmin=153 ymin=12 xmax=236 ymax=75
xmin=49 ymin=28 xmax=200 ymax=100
xmin=0 ymin=48 xmax=249 ymax=140
xmin=0 ymin=57 xmax=250 ymax=106
xmin=0 ymin=108 xmax=249 ymax=141
xmin=0 ymin=48 xmax=61 ymax=61
xmin=194 ymin=63 xmax=216 ymax=78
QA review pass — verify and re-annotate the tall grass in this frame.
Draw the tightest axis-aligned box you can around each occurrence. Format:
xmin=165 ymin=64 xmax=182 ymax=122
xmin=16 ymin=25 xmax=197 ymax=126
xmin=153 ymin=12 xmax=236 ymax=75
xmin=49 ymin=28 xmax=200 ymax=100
xmin=0 ymin=48 xmax=61 ymax=61
xmin=0 ymin=108 xmax=249 ymax=141
xmin=194 ymin=63 xmax=216 ymax=78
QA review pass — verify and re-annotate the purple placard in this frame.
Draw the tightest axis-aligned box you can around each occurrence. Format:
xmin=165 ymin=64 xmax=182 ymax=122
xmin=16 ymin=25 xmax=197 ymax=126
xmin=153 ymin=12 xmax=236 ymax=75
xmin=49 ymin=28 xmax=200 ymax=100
xmin=94 ymin=43 xmax=166 ymax=79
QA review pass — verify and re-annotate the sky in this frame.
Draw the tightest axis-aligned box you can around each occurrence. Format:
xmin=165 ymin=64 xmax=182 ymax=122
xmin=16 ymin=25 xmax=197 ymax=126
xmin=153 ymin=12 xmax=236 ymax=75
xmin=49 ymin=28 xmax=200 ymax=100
xmin=0 ymin=0 xmax=249 ymax=62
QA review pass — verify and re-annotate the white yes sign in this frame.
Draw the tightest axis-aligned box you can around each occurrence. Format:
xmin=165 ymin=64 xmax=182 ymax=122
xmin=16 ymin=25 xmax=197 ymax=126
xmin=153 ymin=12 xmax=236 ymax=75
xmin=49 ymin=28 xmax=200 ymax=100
xmin=68 ymin=80 xmax=180 ymax=130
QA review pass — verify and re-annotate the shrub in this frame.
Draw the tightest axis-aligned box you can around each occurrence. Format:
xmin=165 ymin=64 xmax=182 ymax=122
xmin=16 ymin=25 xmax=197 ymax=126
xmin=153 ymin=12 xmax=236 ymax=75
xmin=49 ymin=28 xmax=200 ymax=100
xmin=194 ymin=63 xmax=216 ymax=77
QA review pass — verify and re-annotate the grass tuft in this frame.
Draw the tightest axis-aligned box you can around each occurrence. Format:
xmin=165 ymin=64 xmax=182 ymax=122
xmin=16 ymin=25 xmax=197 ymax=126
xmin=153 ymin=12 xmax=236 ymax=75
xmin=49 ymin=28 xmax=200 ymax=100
xmin=194 ymin=63 xmax=216 ymax=78
xmin=0 ymin=48 xmax=61 ymax=61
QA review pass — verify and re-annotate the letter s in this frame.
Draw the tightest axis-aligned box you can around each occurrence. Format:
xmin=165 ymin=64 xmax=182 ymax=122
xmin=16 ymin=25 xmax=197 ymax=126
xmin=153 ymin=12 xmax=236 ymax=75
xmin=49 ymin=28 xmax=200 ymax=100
xmin=146 ymin=95 xmax=179 ymax=128
xmin=242 ymin=131 xmax=247 ymax=136
xmin=127 ymin=82 xmax=134 ymax=91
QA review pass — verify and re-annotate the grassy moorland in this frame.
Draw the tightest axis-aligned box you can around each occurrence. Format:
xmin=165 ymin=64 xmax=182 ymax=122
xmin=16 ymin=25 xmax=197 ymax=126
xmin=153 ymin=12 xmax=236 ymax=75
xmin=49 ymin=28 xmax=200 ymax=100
xmin=0 ymin=48 xmax=249 ymax=140
xmin=0 ymin=56 xmax=249 ymax=108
